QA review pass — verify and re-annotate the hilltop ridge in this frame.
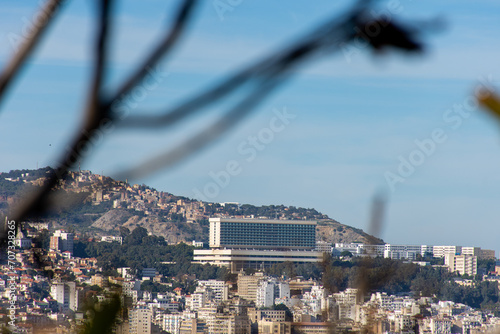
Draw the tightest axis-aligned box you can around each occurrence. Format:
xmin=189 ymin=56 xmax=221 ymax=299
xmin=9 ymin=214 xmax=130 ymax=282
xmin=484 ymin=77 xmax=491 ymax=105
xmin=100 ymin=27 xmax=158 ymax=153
xmin=0 ymin=167 xmax=383 ymax=245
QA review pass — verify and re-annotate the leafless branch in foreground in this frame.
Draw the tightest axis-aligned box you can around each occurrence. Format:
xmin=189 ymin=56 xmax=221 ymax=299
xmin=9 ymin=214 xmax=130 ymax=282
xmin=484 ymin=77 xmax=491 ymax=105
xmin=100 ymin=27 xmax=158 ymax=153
xmin=1 ymin=0 xmax=425 ymax=246
xmin=0 ymin=0 xmax=65 ymax=110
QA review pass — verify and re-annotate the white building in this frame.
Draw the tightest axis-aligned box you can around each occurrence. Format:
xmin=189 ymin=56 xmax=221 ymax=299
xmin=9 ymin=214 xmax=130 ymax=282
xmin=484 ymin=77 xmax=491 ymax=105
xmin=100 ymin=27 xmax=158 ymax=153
xmin=157 ymin=312 xmax=195 ymax=334
xmin=256 ymin=281 xmax=275 ymax=308
xmin=198 ymin=280 xmax=228 ymax=303
xmin=100 ymin=236 xmax=123 ymax=244
xmin=462 ymin=247 xmax=480 ymax=257
xmin=194 ymin=218 xmax=322 ymax=272
xmin=50 ymin=281 xmax=79 ymax=313
xmin=315 ymin=241 xmax=333 ymax=253
xmin=433 ymin=246 xmax=462 ymax=258
xmin=444 ymin=254 xmax=477 ymax=276
xmin=186 ymin=286 xmax=214 ymax=310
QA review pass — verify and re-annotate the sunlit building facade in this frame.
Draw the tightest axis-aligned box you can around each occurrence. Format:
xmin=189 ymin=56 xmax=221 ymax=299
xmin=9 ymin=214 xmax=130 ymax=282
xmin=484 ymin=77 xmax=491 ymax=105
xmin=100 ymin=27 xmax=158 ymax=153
xmin=194 ymin=218 xmax=322 ymax=272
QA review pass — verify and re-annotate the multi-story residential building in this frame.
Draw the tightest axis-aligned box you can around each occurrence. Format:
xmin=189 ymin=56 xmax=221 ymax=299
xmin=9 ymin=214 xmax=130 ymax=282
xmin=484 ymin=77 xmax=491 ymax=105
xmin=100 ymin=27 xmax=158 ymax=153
xmin=129 ymin=306 xmax=153 ymax=334
xmin=198 ymin=280 xmax=228 ymax=303
xmin=50 ymin=281 xmax=80 ymax=313
xmin=157 ymin=312 xmax=195 ymax=334
xmin=258 ymin=319 xmax=291 ymax=334
xmin=462 ymin=247 xmax=480 ymax=257
xmin=291 ymin=322 xmax=331 ymax=334
xmin=193 ymin=218 xmax=322 ymax=272
xmin=237 ymin=272 xmax=264 ymax=303
xmin=208 ymin=313 xmax=251 ymax=334
xmin=444 ymin=254 xmax=477 ymax=276
xmin=333 ymin=288 xmax=360 ymax=321
xmin=315 ymin=241 xmax=333 ymax=253
xmin=186 ymin=285 xmax=214 ymax=310
xmin=158 ymin=313 xmax=183 ymax=334
xmin=49 ymin=230 xmax=74 ymax=254
xmin=256 ymin=281 xmax=275 ymax=308
xmin=247 ymin=309 xmax=287 ymax=323
xmin=430 ymin=317 xmax=452 ymax=334
xmin=384 ymin=244 xmax=423 ymax=260
xmin=179 ymin=318 xmax=207 ymax=334
xmin=433 ymin=246 xmax=462 ymax=258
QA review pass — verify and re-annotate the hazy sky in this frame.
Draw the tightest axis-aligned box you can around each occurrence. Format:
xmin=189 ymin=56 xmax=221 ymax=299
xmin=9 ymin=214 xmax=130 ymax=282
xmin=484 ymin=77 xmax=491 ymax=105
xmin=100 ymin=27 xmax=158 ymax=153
xmin=1 ymin=1 xmax=500 ymax=254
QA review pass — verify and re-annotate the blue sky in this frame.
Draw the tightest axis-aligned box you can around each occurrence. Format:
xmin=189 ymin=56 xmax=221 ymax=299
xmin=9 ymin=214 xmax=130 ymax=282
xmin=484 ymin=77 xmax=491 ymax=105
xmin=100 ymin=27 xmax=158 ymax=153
xmin=1 ymin=0 xmax=500 ymax=254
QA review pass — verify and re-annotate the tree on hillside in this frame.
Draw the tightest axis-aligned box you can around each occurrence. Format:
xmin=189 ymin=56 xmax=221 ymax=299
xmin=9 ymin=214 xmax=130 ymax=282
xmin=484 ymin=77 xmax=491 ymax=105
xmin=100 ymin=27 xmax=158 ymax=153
xmin=124 ymin=226 xmax=149 ymax=246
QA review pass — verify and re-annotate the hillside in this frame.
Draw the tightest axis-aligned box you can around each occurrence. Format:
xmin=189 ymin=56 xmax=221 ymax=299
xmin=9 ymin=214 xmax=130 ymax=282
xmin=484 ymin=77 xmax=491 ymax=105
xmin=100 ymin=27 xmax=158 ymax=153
xmin=0 ymin=168 xmax=383 ymax=245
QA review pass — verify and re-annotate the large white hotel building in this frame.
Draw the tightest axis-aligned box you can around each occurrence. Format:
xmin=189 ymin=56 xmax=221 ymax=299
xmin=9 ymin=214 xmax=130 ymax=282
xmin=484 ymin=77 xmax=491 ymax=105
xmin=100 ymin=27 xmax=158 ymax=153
xmin=193 ymin=218 xmax=324 ymax=272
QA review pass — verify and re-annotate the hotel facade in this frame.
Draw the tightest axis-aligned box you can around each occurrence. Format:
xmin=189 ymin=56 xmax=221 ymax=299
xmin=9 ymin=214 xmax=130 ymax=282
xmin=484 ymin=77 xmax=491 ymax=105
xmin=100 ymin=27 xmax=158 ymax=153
xmin=193 ymin=218 xmax=323 ymax=272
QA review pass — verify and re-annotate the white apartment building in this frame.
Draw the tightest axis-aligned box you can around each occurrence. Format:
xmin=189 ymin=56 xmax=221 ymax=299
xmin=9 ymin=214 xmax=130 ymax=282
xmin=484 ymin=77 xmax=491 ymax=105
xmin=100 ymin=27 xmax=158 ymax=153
xmin=158 ymin=313 xmax=182 ymax=334
xmin=186 ymin=286 xmax=214 ymax=310
xmin=157 ymin=312 xmax=195 ymax=334
xmin=315 ymin=241 xmax=333 ymax=252
xmin=444 ymin=254 xmax=477 ymax=276
xmin=256 ymin=281 xmax=275 ymax=308
xmin=384 ymin=244 xmax=422 ymax=260
xmin=198 ymin=280 xmax=228 ymax=303
xmin=433 ymin=246 xmax=462 ymax=258
xmin=50 ymin=281 xmax=79 ymax=313
xmin=333 ymin=288 xmax=359 ymax=305
xmin=462 ymin=247 xmax=480 ymax=256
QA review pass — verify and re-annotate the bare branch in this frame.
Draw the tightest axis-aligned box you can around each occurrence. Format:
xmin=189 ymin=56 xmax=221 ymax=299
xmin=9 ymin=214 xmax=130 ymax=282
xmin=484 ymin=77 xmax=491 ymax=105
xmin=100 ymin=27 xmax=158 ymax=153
xmin=105 ymin=0 xmax=198 ymax=108
xmin=11 ymin=0 xmax=114 ymax=223
xmin=0 ymin=0 xmax=65 ymax=109
xmin=117 ymin=11 xmax=355 ymax=130
xmin=115 ymin=75 xmax=285 ymax=180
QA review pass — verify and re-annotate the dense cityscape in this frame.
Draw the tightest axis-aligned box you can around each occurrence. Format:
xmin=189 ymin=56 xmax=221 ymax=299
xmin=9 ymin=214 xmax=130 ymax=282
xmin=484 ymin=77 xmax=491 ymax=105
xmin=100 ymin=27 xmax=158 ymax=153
xmin=2 ymin=0 xmax=500 ymax=333
xmin=1 ymin=169 xmax=500 ymax=334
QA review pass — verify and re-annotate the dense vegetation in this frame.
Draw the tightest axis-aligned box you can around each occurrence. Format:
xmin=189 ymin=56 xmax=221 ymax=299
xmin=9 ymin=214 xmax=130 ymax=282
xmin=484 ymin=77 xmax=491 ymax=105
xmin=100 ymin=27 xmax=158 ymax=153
xmin=0 ymin=167 xmax=53 ymax=196
xmin=213 ymin=203 xmax=329 ymax=220
xmin=74 ymin=227 xmax=229 ymax=293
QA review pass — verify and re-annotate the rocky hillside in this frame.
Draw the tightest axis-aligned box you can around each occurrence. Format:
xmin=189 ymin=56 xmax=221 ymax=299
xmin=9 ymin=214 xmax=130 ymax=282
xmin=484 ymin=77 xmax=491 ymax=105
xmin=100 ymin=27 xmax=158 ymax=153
xmin=1 ymin=167 xmax=383 ymax=245
xmin=91 ymin=209 xmax=207 ymax=244
xmin=316 ymin=220 xmax=383 ymax=245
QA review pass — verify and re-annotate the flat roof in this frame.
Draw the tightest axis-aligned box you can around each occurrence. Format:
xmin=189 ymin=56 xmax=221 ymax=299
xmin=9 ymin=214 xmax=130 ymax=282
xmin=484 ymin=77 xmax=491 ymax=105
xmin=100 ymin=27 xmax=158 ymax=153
xmin=209 ymin=218 xmax=317 ymax=225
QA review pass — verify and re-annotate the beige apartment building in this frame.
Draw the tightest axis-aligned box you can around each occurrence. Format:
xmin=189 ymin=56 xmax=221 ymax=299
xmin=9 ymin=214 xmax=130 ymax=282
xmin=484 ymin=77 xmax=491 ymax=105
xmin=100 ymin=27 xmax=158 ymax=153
xmin=444 ymin=254 xmax=477 ymax=276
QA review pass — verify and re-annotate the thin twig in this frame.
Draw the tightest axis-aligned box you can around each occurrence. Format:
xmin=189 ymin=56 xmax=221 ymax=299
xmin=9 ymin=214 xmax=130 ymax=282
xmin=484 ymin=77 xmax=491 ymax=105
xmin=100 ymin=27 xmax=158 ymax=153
xmin=0 ymin=0 xmax=65 ymax=109
xmin=11 ymin=0 xmax=114 ymax=223
xmin=105 ymin=0 xmax=198 ymax=108
xmin=115 ymin=74 xmax=285 ymax=180
xmin=114 ymin=13 xmax=358 ymax=179
xmin=117 ymin=10 xmax=356 ymax=130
